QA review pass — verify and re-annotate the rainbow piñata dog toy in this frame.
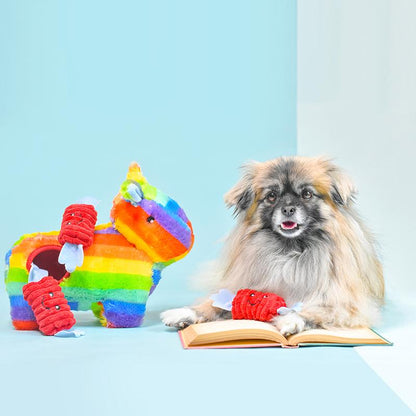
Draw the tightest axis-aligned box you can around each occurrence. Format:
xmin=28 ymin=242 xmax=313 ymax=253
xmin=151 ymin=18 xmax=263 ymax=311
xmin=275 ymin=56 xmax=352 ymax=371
xmin=5 ymin=162 xmax=194 ymax=331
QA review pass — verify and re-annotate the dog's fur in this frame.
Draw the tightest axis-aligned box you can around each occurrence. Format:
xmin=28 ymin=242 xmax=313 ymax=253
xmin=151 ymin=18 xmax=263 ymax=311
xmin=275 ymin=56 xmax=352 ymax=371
xmin=161 ymin=156 xmax=384 ymax=335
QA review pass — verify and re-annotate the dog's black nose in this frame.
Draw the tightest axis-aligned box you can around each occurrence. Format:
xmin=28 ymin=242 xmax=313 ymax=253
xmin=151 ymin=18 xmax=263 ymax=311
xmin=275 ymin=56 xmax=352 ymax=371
xmin=282 ymin=206 xmax=296 ymax=217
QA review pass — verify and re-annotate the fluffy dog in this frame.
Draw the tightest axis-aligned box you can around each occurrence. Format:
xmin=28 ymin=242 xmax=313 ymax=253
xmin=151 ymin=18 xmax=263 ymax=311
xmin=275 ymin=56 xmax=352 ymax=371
xmin=161 ymin=156 xmax=384 ymax=335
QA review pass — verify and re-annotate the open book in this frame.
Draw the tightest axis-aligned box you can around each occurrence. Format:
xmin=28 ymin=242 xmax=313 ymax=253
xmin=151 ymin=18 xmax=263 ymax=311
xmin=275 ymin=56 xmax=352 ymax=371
xmin=179 ymin=319 xmax=391 ymax=349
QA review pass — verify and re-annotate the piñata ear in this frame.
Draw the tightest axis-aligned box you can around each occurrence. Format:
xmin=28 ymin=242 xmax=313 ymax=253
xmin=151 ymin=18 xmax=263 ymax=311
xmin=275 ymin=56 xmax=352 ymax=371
xmin=224 ymin=162 xmax=258 ymax=215
xmin=126 ymin=162 xmax=146 ymax=184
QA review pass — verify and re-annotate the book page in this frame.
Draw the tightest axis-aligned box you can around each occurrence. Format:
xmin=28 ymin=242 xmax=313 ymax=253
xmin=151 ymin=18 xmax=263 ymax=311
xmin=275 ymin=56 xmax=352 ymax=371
xmin=182 ymin=319 xmax=287 ymax=347
xmin=287 ymin=327 xmax=390 ymax=346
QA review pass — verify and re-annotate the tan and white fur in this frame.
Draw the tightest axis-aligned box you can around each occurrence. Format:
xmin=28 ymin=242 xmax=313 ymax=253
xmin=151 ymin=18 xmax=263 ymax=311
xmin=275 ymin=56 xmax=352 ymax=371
xmin=161 ymin=156 xmax=384 ymax=336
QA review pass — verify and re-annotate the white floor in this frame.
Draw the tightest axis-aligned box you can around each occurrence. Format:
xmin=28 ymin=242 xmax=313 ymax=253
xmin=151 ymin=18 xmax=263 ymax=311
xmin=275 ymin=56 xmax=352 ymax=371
xmin=0 ymin=290 xmax=414 ymax=415
xmin=356 ymin=296 xmax=416 ymax=413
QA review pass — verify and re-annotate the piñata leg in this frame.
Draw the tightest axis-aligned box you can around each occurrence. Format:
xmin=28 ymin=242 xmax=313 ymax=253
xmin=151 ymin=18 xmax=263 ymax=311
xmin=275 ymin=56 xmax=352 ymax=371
xmin=91 ymin=302 xmax=107 ymax=327
xmin=101 ymin=299 xmax=147 ymax=328
xmin=9 ymin=295 xmax=39 ymax=330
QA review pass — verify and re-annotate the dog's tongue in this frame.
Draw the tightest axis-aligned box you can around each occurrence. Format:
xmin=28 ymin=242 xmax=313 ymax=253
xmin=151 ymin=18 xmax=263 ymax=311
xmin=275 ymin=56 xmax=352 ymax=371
xmin=281 ymin=221 xmax=297 ymax=230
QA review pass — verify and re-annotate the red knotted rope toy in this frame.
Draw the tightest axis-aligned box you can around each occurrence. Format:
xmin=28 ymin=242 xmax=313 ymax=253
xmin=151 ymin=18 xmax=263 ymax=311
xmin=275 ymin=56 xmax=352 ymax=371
xmin=231 ymin=289 xmax=287 ymax=322
xmin=58 ymin=204 xmax=97 ymax=248
xmin=22 ymin=276 xmax=76 ymax=336
xmin=22 ymin=204 xmax=97 ymax=336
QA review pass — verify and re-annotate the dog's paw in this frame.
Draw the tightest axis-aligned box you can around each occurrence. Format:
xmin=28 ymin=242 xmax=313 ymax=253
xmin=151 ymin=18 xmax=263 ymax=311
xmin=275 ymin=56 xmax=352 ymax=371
xmin=272 ymin=312 xmax=305 ymax=337
xmin=160 ymin=307 xmax=198 ymax=329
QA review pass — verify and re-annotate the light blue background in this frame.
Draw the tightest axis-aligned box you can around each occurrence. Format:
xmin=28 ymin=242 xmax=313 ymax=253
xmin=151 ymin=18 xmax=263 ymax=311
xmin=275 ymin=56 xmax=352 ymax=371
xmin=0 ymin=2 xmax=412 ymax=415
xmin=0 ymin=0 xmax=296 ymax=293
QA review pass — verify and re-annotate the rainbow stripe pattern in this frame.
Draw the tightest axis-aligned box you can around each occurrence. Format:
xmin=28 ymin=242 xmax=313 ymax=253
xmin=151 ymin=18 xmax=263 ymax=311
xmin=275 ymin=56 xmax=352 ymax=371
xmin=5 ymin=163 xmax=194 ymax=329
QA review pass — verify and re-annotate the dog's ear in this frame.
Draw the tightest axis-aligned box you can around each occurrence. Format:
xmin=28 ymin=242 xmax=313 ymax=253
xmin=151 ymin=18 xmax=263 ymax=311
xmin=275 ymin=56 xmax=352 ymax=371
xmin=326 ymin=162 xmax=357 ymax=206
xmin=224 ymin=162 xmax=258 ymax=215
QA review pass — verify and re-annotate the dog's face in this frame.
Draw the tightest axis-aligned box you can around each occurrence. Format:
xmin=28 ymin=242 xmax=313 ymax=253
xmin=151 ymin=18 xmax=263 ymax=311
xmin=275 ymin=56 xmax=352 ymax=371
xmin=259 ymin=173 xmax=325 ymax=239
xmin=225 ymin=157 xmax=356 ymax=242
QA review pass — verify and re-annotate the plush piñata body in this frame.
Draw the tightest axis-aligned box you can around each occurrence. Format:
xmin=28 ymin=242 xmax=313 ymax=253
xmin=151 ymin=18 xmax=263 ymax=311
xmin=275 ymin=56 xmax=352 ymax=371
xmin=5 ymin=163 xmax=194 ymax=329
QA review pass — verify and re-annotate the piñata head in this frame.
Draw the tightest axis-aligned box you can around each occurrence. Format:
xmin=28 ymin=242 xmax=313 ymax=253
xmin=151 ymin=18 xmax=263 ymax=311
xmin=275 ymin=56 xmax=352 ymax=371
xmin=111 ymin=162 xmax=194 ymax=264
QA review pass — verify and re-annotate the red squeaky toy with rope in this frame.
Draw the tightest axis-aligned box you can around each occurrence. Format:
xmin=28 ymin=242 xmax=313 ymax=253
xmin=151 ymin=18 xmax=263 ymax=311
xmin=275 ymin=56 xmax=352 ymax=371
xmin=231 ymin=289 xmax=287 ymax=322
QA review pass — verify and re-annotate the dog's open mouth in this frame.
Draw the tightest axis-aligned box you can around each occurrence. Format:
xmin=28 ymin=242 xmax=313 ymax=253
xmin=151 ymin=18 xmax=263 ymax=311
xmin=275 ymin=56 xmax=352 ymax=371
xmin=280 ymin=221 xmax=298 ymax=231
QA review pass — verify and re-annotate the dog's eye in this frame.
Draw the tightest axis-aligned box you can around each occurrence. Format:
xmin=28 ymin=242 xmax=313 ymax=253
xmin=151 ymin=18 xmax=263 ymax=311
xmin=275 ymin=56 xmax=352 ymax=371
xmin=146 ymin=216 xmax=155 ymax=223
xmin=266 ymin=191 xmax=277 ymax=203
xmin=302 ymin=190 xmax=313 ymax=200
xmin=250 ymin=293 xmax=255 ymax=297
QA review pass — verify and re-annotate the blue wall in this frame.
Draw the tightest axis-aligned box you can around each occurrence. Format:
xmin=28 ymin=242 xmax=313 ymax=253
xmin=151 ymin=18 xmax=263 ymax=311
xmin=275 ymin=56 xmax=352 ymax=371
xmin=0 ymin=0 xmax=296 ymax=300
